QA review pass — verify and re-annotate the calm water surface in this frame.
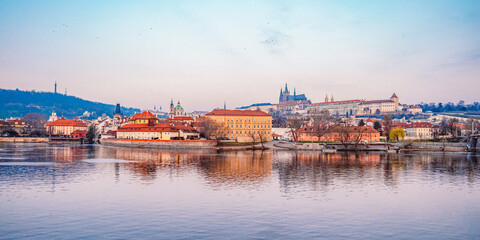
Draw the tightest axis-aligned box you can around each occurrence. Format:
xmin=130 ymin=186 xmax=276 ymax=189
xmin=1 ymin=143 xmax=480 ymax=239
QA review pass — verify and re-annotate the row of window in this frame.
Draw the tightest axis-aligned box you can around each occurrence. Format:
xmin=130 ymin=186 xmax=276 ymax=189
xmin=228 ymin=124 xmax=271 ymax=129
xmin=228 ymin=130 xmax=270 ymax=134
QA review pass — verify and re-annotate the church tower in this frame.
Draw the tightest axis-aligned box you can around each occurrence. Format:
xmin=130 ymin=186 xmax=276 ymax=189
xmin=169 ymin=99 xmax=174 ymax=118
xmin=390 ymin=93 xmax=399 ymax=109
xmin=330 ymin=94 xmax=334 ymax=102
xmin=325 ymin=94 xmax=329 ymax=102
xmin=174 ymin=100 xmax=184 ymax=116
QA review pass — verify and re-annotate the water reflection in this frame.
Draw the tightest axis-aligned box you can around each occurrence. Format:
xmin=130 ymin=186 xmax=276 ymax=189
xmin=200 ymin=151 xmax=272 ymax=188
xmin=0 ymin=144 xmax=479 ymax=190
xmin=1 ymin=144 xmax=480 ymax=239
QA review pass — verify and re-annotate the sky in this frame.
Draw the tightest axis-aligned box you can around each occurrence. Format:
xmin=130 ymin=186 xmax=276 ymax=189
xmin=0 ymin=0 xmax=479 ymax=111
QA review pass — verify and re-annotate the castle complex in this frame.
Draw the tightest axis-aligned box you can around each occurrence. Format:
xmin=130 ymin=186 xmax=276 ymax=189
xmin=279 ymin=83 xmax=308 ymax=103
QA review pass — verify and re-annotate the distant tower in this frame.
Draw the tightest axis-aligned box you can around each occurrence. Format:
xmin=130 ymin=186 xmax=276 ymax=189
xmin=174 ymin=100 xmax=184 ymax=117
xmin=330 ymin=94 xmax=334 ymax=102
xmin=169 ymin=99 xmax=174 ymax=118
xmin=294 ymin=88 xmax=296 ymax=97
xmin=113 ymin=103 xmax=123 ymax=117
xmin=64 ymin=88 xmax=67 ymax=96
xmin=54 ymin=81 xmax=57 ymax=94
xmin=224 ymin=100 xmax=226 ymax=110
xmin=113 ymin=103 xmax=123 ymax=123
xmin=279 ymin=83 xmax=290 ymax=103
xmin=390 ymin=93 xmax=399 ymax=109
xmin=325 ymin=94 xmax=329 ymax=102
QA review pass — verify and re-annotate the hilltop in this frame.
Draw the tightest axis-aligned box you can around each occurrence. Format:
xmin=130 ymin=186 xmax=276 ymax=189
xmin=0 ymin=88 xmax=140 ymax=119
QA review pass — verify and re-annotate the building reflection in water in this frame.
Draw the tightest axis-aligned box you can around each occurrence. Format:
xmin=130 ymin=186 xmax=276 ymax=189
xmin=273 ymin=151 xmax=480 ymax=194
xmin=199 ymin=150 xmax=272 ymax=188
xmin=95 ymin=147 xmax=272 ymax=185
xmin=1 ymin=144 xmax=479 ymax=193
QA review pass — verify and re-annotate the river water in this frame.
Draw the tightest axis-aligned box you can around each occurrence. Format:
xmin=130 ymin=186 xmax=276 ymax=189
xmin=0 ymin=143 xmax=479 ymax=239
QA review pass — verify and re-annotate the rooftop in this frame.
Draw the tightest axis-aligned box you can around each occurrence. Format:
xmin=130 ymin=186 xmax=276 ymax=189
xmin=206 ymin=109 xmax=271 ymax=116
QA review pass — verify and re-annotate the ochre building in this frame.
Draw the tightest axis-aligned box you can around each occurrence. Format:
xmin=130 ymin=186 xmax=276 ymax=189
xmin=205 ymin=109 xmax=273 ymax=142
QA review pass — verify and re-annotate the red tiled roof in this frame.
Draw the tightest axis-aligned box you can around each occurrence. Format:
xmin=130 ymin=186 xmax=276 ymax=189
xmin=71 ymin=130 xmax=87 ymax=134
xmin=8 ymin=119 xmax=24 ymax=125
xmin=361 ymin=99 xmax=394 ymax=104
xmin=46 ymin=118 xmax=87 ymax=127
xmin=131 ymin=111 xmax=158 ymax=120
xmin=392 ymin=122 xmax=408 ymax=128
xmin=391 ymin=93 xmax=398 ymax=98
xmin=206 ymin=109 xmax=271 ymax=116
xmin=118 ymin=123 xmax=178 ymax=132
xmin=172 ymin=116 xmax=195 ymax=121
xmin=311 ymin=100 xmax=362 ymax=106
xmin=406 ymin=122 xmax=433 ymax=128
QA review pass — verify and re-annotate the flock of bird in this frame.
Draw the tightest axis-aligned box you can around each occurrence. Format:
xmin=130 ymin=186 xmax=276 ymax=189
xmin=52 ymin=22 xmax=281 ymax=48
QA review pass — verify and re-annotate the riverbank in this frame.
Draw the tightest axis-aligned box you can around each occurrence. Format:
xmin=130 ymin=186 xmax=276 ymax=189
xmin=271 ymin=141 xmax=474 ymax=152
xmin=0 ymin=137 xmax=47 ymax=143
xmin=102 ymin=138 xmax=216 ymax=149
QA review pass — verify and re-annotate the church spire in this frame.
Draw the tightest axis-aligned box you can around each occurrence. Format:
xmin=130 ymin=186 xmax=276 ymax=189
xmin=330 ymin=94 xmax=334 ymax=102
xmin=224 ymin=100 xmax=226 ymax=110
xmin=284 ymin=83 xmax=289 ymax=93
xmin=325 ymin=94 xmax=329 ymax=102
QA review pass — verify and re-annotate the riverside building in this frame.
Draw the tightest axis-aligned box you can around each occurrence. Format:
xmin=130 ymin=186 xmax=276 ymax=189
xmin=205 ymin=109 xmax=273 ymax=142
xmin=45 ymin=117 xmax=88 ymax=136
xmin=117 ymin=111 xmax=200 ymax=140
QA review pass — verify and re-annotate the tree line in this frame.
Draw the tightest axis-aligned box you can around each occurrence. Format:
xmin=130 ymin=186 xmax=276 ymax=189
xmin=418 ymin=101 xmax=480 ymax=113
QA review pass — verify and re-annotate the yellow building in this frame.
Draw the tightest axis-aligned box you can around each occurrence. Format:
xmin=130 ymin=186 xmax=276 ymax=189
xmin=205 ymin=109 xmax=272 ymax=142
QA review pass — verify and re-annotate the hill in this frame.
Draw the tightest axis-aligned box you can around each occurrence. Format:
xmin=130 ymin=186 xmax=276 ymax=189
xmin=0 ymin=88 xmax=140 ymax=119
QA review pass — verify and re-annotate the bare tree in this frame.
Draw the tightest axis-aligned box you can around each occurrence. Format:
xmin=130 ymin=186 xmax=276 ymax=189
xmin=286 ymin=116 xmax=307 ymax=142
xmin=447 ymin=118 xmax=460 ymax=137
xmin=22 ymin=113 xmax=47 ymax=129
xmin=465 ymin=118 xmax=480 ymax=136
xmin=201 ymin=118 xmax=229 ymax=144
xmin=249 ymin=131 xmax=257 ymax=149
xmin=310 ymin=109 xmax=330 ymax=142
xmin=351 ymin=126 xmax=368 ymax=151
xmin=439 ymin=118 xmax=448 ymax=135
xmin=257 ymin=130 xmax=268 ymax=148
xmin=336 ymin=124 xmax=353 ymax=151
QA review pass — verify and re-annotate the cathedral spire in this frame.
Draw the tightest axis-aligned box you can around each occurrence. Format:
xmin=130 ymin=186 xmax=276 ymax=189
xmin=330 ymin=94 xmax=334 ymax=102
xmin=325 ymin=94 xmax=329 ymax=102
xmin=284 ymin=83 xmax=289 ymax=93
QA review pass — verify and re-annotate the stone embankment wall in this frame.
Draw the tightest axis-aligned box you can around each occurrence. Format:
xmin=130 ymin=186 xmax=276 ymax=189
xmin=394 ymin=142 xmax=467 ymax=152
xmin=0 ymin=137 xmax=48 ymax=143
xmin=102 ymin=139 xmax=216 ymax=149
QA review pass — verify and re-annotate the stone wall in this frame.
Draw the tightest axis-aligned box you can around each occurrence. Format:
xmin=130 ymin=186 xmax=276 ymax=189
xmin=102 ymin=139 xmax=216 ymax=149
xmin=395 ymin=142 xmax=467 ymax=152
xmin=0 ymin=137 xmax=48 ymax=143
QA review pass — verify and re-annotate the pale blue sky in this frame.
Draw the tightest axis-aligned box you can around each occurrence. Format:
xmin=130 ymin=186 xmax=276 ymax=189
xmin=1 ymin=0 xmax=479 ymax=111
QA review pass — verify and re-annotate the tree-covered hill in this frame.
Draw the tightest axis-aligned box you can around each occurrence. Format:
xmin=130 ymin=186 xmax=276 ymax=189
xmin=0 ymin=88 xmax=140 ymax=119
